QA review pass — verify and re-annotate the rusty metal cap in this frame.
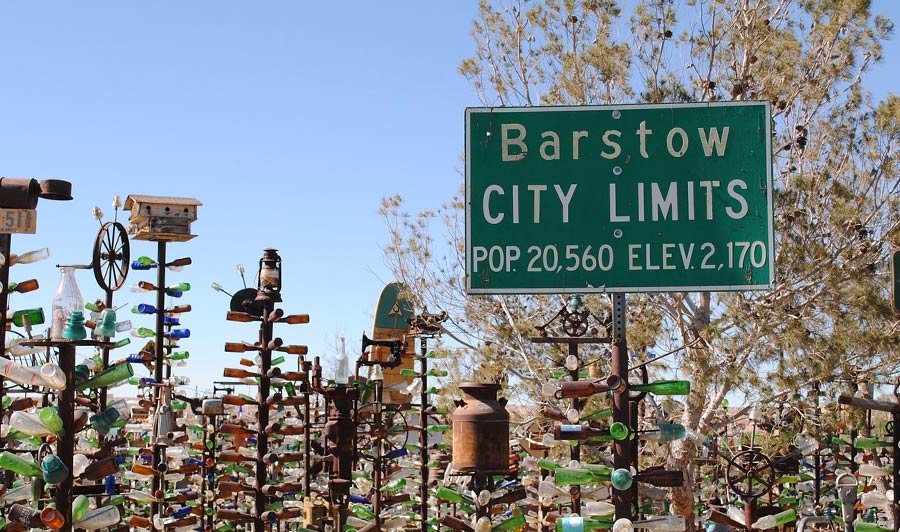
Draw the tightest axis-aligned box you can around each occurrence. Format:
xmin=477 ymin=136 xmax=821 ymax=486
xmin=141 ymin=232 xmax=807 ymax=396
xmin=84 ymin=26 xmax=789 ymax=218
xmin=38 ymin=179 xmax=73 ymax=201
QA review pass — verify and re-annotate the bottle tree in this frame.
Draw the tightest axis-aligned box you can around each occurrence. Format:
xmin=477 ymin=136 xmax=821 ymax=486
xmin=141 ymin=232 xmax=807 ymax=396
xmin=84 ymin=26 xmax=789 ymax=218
xmin=381 ymin=2 xmax=900 ymax=527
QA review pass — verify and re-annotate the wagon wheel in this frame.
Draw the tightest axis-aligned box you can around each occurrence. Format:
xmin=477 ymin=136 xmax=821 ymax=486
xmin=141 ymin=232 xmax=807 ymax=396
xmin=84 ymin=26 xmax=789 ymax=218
xmin=92 ymin=222 xmax=130 ymax=291
xmin=356 ymin=403 xmax=409 ymax=457
xmin=726 ymin=449 xmax=775 ymax=500
xmin=561 ymin=309 xmax=589 ymax=337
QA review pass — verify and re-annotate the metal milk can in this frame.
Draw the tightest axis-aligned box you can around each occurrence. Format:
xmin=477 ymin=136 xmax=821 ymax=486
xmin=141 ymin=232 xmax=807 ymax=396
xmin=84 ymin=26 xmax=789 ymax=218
xmin=451 ymin=382 xmax=509 ymax=474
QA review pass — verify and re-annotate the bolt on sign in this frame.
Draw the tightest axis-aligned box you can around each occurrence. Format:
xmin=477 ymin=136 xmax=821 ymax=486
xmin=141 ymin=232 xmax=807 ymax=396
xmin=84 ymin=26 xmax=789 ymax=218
xmin=465 ymin=102 xmax=775 ymax=294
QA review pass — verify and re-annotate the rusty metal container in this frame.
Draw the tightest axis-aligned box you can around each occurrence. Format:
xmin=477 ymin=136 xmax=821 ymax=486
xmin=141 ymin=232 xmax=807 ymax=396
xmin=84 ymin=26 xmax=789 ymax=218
xmin=451 ymin=382 xmax=509 ymax=474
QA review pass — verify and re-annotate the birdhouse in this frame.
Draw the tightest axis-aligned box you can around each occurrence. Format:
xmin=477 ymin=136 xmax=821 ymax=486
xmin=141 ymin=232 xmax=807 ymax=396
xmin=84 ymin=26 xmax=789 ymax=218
xmin=124 ymin=195 xmax=201 ymax=242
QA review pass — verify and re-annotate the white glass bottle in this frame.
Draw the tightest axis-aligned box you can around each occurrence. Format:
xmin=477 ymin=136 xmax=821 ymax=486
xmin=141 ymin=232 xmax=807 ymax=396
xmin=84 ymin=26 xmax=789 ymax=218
xmin=50 ymin=266 xmax=84 ymax=340
xmin=335 ymin=336 xmax=349 ymax=384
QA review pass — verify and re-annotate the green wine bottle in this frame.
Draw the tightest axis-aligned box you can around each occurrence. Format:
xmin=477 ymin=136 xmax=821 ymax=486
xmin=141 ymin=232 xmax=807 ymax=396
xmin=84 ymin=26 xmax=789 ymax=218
xmin=629 ymin=379 xmax=690 ymax=395
xmin=853 ymin=437 xmax=893 ymax=449
xmin=553 ymin=466 xmax=611 ymax=485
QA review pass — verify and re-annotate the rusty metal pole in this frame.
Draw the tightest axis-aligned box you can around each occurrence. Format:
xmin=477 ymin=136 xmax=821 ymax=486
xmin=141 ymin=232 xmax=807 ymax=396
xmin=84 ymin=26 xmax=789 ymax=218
xmin=151 ymin=240 xmax=166 ymax=526
xmin=567 ymin=341 xmax=582 ymax=516
xmin=373 ymin=377 xmax=383 ymax=530
xmin=0 ymin=234 xmax=10 ymax=447
xmin=255 ymin=295 xmax=274 ymax=532
xmin=611 ymin=293 xmax=631 ymax=520
xmin=55 ymin=342 xmax=76 ymax=532
xmin=420 ymin=336 xmax=429 ymax=532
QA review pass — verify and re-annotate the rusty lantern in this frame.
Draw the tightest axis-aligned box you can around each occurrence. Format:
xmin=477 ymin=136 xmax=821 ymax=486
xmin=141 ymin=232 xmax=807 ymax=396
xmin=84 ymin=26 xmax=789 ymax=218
xmin=451 ymin=382 xmax=510 ymax=474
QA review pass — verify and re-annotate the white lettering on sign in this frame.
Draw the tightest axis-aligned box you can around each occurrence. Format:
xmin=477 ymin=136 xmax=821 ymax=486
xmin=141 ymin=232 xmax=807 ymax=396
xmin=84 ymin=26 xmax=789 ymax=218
xmin=497 ymin=124 xmax=731 ymax=162
xmin=501 ymin=124 xmax=527 ymax=161
xmin=699 ymin=127 xmax=730 ymax=156
xmin=479 ymin=184 xmax=579 ymax=224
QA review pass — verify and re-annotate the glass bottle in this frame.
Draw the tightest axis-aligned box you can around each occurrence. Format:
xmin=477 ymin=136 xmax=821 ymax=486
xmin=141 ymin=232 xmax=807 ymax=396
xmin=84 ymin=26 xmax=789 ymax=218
xmin=50 ymin=266 xmax=84 ymax=340
xmin=554 ymin=466 xmax=611 ymax=485
xmin=9 ymin=410 xmax=56 ymax=437
xmin=72 ymin=495 xmax=90 ymax=523
xmin=41 ymin=507 xmax=66 ymax=530
xmin=75 ymin=362 xmax=134 ymax=391
xmin=11 ymin=247 xmax=50 ymax=265
xmin=10 ymin=307 xmax=44 ymax=327
xmin=0 ymin=451 xmax=42 ymax=477
xmin=492 ymin=513 xmax=526 ymax=531
xmin=335 ymin=336 xmax=349 ymax=384
xmin=73 ymin=504 xmax=122 ymax=530
xmin=751 ymin=509 xmax=796 ymax=529
xmin=853 ymin=437 xmax=893 ymax=449
xmin=555 ymin=516 xmax=615 ymax=532
xmin=629 ymin=380 xmax=690 ymax=396
xmin=38 ymin=407 xmax=64 ymax=435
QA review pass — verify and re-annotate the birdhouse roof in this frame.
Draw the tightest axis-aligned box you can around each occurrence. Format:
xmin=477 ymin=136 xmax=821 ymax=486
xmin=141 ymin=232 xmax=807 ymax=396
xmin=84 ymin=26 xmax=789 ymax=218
xmin=124 ymin=195 xmax=203 ymax=209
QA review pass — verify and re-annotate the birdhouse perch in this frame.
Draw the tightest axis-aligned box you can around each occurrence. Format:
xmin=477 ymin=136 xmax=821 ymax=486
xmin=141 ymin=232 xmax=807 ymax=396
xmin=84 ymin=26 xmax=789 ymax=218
xmin=124 ymin=195 xmax=202 ymax=242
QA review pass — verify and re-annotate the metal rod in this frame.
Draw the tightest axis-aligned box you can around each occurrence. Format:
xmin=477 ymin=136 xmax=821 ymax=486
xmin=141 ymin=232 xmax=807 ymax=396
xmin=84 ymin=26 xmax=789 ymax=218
xmin=256 ymin=298 xmax=274 ymax=532
xmin=567 ymin=341 xmax=582 ymax=516
xmin=611 ymin=293 xmax=631 ymax=520
xmin=151 ymin=240 xmax=166 ymax=525
xmin=56 ymin=343 xmax=76 ymax=532
xmin=420 ymin=336 xmax=429 ymax=532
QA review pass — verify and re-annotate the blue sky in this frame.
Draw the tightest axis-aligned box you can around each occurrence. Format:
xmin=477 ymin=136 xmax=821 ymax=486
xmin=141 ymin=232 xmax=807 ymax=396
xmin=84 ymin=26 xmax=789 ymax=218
xmin=0 ymin=2 xmax=897 ymax=396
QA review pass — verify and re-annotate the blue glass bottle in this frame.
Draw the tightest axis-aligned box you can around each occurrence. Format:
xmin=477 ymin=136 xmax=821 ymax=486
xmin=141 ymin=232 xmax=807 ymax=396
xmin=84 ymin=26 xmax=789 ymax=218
xmin=164 ymin=329 xmax=190 ymax=340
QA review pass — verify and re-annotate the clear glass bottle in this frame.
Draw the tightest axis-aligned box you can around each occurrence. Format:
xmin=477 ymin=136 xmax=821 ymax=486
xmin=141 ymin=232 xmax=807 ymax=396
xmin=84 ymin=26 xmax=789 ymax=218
xmin=50 ymin=266 xmax=84 ymax=340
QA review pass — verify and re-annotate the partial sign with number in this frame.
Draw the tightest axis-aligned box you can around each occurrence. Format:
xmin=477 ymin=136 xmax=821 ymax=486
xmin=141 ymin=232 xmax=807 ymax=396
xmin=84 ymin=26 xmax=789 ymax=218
xmin=0 ymin=209 xmax=36 ymax=234
xmin=465 ymin=101 xmax=774 ymax=294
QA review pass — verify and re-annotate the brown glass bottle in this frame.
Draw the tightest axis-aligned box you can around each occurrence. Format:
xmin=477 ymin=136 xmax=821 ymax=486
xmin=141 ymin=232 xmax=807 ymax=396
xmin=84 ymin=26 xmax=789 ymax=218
xmin=222 ymin=368 xmax=259 ymax=379
xmin=222 ymin=394 xmax=258 ymax=407
xmin=81 ymin=457 xmax=119 ymax=481
xmin=219 ymin=423 xmax=257 ymax=437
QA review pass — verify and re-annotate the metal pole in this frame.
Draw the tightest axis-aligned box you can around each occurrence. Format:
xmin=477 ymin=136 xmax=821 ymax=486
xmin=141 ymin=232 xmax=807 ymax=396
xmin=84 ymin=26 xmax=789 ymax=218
xmin=256 ymin=300 xmax=274 ymax=532
xmin=0 ymin=235 xmax=10 ymax=417
xmin=420 ymin=336 xmax=429 ymax=532
xmin=56 ymin=343 xmax=76 ymax=532
xmin=567 ymin=341 xmax=582 ymax=516
xmin=611 ymin=293 xmax=631 ymax=520
xmin=151 ymin=240 xmax=166 ymax=526
xmin=373 ymin=378 xmax=383 ymax=529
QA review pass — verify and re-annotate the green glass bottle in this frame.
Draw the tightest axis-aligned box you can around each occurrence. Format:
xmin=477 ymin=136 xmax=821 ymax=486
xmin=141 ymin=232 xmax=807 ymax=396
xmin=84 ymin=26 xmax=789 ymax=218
xmin=75 ymin=363 xmax=134 ymax=391
xmin=751 ymin=509 xmax=796 ymax=529
xmin=72 ymin=495 xmax=90 ymax=523
xmin=555 ymin=516 xmax=614 ymax=531
xmin=38 ymin=407 xmax=64 ymax=435
xmin=167 ymin=282 xmax=191 ymax=292
xmin=492 ymin=514 xmax=525 ymax=531
xmin=167 ymin=351 xmax=190 ymax=360
xmin=435 ymin=486 xmax=474 ymax=505
xmin=554 ymin=467 xmax=611 ymax=485
xmin=132 ymin=327 xmax=155 ymax=338
xmin=271 ymin=355 xmax=286 ymax=366
xmin=350 ymin=505 xmax=375 ymax=520
xmin=11 ymin=308 xmax=44 ymax=327
xmin=427 ymin=368 xmax=449 ymax=377
xmin=400 ymin=369 xmax=419 ymax=377
xmin=853 ymin=437 xmax=893 ymax=449
xmin=854 ymin=523 xmax=893 ymax=532
xmin=629 ymin=379 xmax=690 ymax=396
xmin=537 ymin=458 xmax=559 ymax=471
xmin=0 ymin=451 xmax=42 ymax=477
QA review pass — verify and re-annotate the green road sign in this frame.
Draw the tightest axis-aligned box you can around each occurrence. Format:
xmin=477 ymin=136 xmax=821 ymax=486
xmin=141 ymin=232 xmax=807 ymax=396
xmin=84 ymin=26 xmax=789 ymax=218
xmin=465 ymin=101 xmax=774 ymax=294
